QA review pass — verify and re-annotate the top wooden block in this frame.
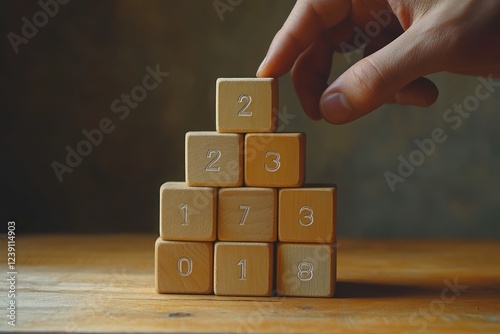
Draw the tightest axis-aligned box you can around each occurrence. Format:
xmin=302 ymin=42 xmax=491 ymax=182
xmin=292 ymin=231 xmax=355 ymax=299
xmin=216 ymin=78 xmax=278 ymax=133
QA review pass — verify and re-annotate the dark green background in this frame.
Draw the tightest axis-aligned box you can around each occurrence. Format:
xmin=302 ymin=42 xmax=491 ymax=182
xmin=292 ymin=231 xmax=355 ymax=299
xmin=1 ymin=1 xmax=499 ymax=236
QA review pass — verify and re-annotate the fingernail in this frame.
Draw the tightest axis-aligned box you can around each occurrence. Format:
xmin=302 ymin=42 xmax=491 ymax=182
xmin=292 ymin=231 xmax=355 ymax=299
xmin=256 ymin=55 xmax=268 ymax=76
xmin=321 ymin=93 xmax=352 ymax=124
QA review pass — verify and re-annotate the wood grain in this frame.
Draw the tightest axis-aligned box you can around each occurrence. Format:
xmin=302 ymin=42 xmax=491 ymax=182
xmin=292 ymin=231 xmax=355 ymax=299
xmin=1 ymin=235 xmax=499 ymax=333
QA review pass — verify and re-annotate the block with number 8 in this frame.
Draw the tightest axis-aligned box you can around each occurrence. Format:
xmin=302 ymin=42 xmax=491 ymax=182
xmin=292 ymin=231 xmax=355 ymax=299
xmin=186 ymin=131 xmax=243 ymax=187
xmin=245 ymin=133 xmax=305 ymax=187
xmin=216 ymin=78 xmax=278 ymax=133
xmin=277 ymin=243 xmax=336 ymax=297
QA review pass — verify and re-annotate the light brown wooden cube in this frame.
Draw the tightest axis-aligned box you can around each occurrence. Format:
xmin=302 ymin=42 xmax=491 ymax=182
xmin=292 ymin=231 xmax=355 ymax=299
xmin=277 ymin=243 xmax=336 ymax=297
xmin=218 ymin=187 xmax=277 ymax=242
xmin=155 ymin=238 xmax=213 ymax=294
xmin=278 ymin=187 xmax=336 ymax=243
xmin=214 ymin=242 xmax=273 ymax=296
xmin=216 ymin=78 xmax=278 ymax=133
xmin=245 ymin=133 xmax=305 ymax=187
xmin=186 ymin=131 xmax=243 ymax=187
xmin=159 ymin=182 xmax=216 ymax=241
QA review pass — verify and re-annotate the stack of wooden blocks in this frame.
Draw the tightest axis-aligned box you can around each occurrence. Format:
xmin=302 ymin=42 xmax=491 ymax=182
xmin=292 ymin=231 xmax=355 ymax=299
xmin=155 ymin=78 xmax=337 ymax=297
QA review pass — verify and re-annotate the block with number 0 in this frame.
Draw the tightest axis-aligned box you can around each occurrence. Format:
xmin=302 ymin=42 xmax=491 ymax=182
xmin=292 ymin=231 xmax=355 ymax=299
xmin=218 ymin=187 xmax=277 ymax=242
xmin=245 ymin=133 xmax=305 ymax=187
xmin=186 ymin=131 xmax=243 ymax=187
xmin=277 ymin=243 xmax=336 ymax=297
xmin=278 ymin=187 xmax=336 ymax=243
xmin=160 ymin=182 xmax=217 ymax=241
xmin=155 ymin=238 xmax=213 ymax=294
xmin=216 ymin=78 xmax=278 ymax=133
xmin=214 ymin=242 xmax=274 ymax=296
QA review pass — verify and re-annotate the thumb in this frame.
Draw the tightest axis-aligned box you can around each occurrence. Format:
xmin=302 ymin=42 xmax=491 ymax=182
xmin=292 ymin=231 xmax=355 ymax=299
xmin=320 ymin=26 xmax=441 ymax=124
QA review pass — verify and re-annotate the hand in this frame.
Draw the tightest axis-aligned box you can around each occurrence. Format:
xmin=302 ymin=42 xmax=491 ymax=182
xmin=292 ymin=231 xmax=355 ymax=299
xmin=256 ymin=0 xmax=500 ymax=124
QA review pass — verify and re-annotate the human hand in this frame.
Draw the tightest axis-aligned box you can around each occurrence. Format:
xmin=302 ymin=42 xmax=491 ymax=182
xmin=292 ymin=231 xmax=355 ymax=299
xmin=256 ymin=0 xmax=500 ymax=124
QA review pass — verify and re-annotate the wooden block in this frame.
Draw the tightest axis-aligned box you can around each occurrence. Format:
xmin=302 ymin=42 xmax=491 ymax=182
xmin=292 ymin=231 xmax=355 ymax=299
xmin=159 ymin=182 xmax=216 ymax=241
xmin=216 ymin=78 xmax=278 ymax=133
xmin=155 ymin=238 xmax=213 ymax=294
xmin=245 ymin=133 xmax=305 ymax=187
xmin=218 ymin=187 xmax=277 ymax=242
xmin=186 ymin=131 xmax=243 ymax=187
xmin=214 ymin=242 xmax=273 ymax=296
xmin=277 ymin=243 xmax=336 ymax=297
xmin=278 ymin=187 xmax=336 ymax=243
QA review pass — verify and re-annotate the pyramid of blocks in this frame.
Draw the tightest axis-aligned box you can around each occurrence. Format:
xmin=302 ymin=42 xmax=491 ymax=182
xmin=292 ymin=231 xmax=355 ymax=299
xmin=155 ymin=78 xmax=337 ymax=297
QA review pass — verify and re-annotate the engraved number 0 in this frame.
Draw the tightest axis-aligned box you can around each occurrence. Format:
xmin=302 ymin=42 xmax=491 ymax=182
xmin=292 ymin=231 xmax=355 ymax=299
xmin=178 ymin=257 xmax=192 ymax=276
xmin=264 ymin=151 xmax=281 ymax=172
xmin=297 ymin=261 xmax=313 ymax=281
xmin=237 ymin=94 xmax=252 ymax=116
xmin=239 ymin=205 xmax=250 ymax=225
xmin=205 ymin=149 xmax=221 ymax=172
xmin=298 ymin=206 xmax=314 ymax=226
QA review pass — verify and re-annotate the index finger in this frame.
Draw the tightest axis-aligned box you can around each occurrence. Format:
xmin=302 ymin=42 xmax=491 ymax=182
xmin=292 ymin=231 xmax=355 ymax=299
xmin=257 ymin=0 xmax=351 ymax=78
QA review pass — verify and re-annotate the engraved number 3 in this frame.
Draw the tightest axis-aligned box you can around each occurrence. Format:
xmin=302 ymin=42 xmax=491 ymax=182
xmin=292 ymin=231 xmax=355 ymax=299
xmin=264 ymin=151 xmax=281 ymax=172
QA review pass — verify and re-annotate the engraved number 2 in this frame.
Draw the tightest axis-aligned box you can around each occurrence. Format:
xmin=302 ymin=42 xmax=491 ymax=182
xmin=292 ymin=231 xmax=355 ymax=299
xmin=298 ymin=206 xmax=314 ymax=226
xmin=237 ymin=94 xmax=252 ymax=116
xmin=264 ymin=151 xmax=281 ymax=172
xmin=205 ymin=149 xmax=221 ymax=172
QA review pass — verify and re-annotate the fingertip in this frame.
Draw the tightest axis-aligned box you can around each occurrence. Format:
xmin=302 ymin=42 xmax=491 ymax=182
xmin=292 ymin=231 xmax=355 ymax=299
xmin=320 ymin=92 xmax=354 ymax=124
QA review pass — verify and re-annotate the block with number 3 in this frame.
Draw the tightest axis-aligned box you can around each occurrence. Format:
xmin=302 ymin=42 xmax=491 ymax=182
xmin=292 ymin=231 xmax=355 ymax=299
xmin=214 ymin=242 xmax=274 ymax=296
xmin=245 ymin=133 xmax=305 ymax=187
xmin=278 ymin=187 xmax=336 ymax=243
xmin=277 ymin=243 xmax=336 ymax=297
xmin=216 ymin=78 xmax=278 ymax=133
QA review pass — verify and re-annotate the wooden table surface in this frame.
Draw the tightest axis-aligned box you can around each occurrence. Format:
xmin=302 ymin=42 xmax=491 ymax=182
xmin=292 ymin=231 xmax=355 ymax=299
xmin=1 ymin=235 xmax=499 ymax=333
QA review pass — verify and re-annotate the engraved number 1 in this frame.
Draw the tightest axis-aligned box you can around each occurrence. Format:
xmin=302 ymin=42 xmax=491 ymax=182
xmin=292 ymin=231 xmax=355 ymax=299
xmin=181 ymin=203 xmax=188 ymax=226
xmin=238 ymin=259 xmax=247 ymax=280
